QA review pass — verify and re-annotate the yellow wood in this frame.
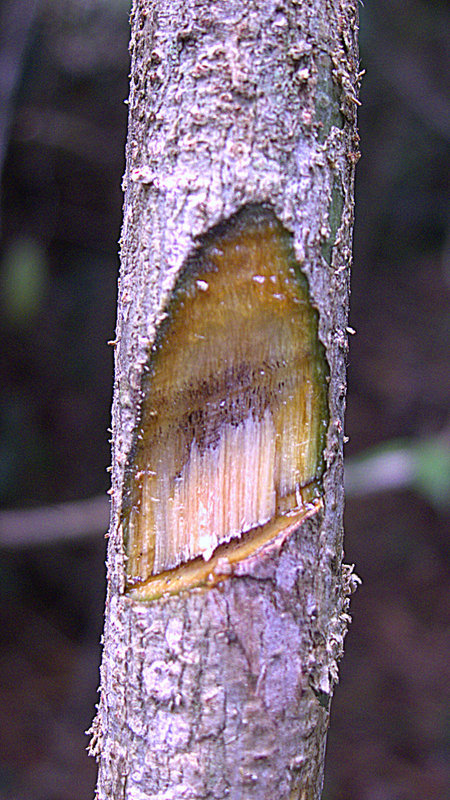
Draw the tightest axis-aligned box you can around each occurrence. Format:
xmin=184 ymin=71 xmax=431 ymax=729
xmin=122 ymin=206 xmax=328 ymax=592
xmin=127 ymin=498 xmax=323 ymax=601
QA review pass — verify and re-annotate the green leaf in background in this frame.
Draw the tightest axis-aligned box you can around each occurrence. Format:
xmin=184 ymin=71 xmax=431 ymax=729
xmin=345 ymin=433 xmax=450 ymax=513
xmin=413 ymin=438 xmax=450 ymax=511
xmin=1 ymin=237 xmax=48 ymax=324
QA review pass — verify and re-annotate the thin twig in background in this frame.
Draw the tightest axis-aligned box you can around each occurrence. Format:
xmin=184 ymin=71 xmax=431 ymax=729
xmin=1 ymin=433 xmax=448 ymax=548
xmin=0 ymin=494 xmax=109 ymax=548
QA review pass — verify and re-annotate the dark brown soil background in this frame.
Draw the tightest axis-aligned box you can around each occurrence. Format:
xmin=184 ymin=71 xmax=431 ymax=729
xmin=0 ymin=1 xmax=448 ymax=798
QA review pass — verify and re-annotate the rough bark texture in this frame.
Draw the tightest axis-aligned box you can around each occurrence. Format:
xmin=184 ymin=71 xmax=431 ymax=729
xmin=91 ymin=1 xmax=360 ymax=798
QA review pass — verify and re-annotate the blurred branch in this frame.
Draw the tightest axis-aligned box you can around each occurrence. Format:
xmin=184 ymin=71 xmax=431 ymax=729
xmin=1 ymin=433 xmax=448 ymax=549
xmin=345 ymin=430 xmax=450 ymax=510
xmin=0 ymin=494 xmax=109 ymax=548
xmin=345 ymin=446 xmax=415 ymax=497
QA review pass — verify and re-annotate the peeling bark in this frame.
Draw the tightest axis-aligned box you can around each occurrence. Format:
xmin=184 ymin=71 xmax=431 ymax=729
xmin=90 ymin=1 xmax=360 ymax=798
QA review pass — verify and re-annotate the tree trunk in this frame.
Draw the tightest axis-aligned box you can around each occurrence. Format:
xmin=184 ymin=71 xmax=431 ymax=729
xmin=90 ymin=1 xmax=360 ymax=798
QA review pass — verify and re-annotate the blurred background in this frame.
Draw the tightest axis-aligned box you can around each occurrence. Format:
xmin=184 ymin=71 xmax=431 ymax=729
xmin=0 ymin=0 xmax=448 ymax=798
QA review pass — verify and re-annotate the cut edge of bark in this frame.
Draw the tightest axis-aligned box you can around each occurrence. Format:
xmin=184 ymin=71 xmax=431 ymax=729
xmin=127 ymin=498 xmax=323 ymax=600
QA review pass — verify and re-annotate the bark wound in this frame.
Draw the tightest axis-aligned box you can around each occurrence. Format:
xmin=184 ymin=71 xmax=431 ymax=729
xmin=123 ymin=205 xmax=329 ymax=600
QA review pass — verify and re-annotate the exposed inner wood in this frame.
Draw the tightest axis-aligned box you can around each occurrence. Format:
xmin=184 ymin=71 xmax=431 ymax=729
xmin=127 ymin=496 xmax=323 ymax=601
xmin=122 ymin=206 xmax=328 ymax=590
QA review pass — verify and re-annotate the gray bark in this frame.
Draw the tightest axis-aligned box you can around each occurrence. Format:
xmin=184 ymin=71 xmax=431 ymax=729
xmin=90 ymin=1 xmax=360 ymax=798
